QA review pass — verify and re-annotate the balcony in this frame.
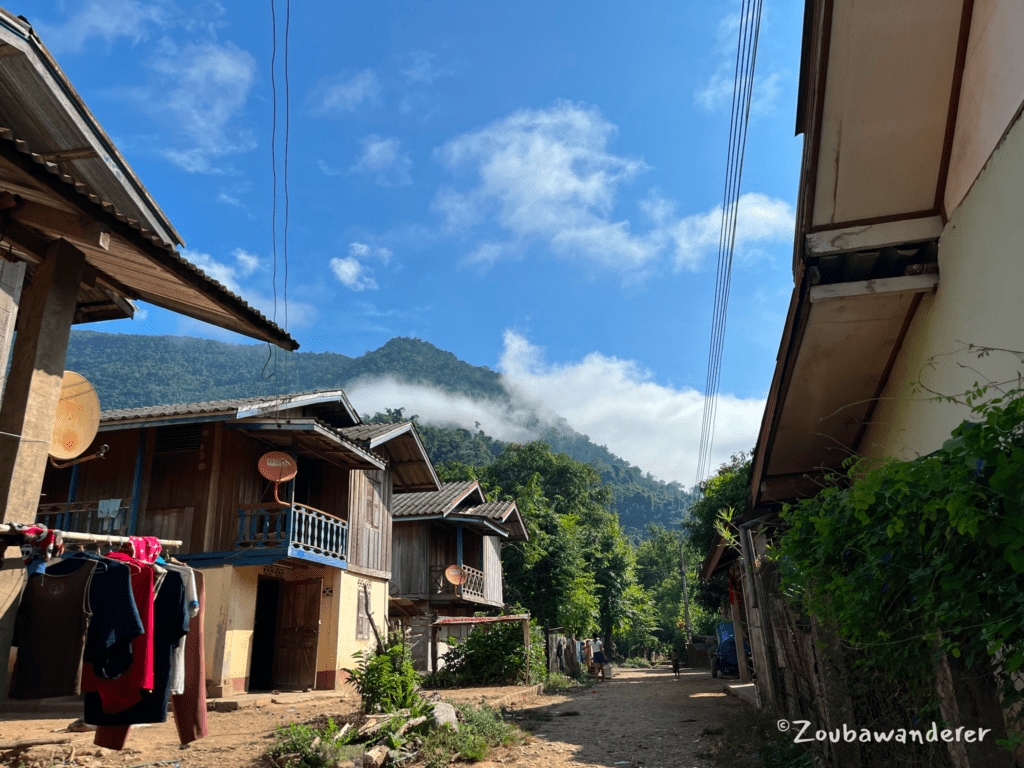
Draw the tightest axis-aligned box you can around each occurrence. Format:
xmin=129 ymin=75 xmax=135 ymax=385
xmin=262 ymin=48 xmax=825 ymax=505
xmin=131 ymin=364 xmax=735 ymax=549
xmin=37 ymin=501 xmax=128 ymax=536
xmin=429 ymin=563 xmax=486 ymax=602
xmin=229 ymin=502 xmax=348 ymax=567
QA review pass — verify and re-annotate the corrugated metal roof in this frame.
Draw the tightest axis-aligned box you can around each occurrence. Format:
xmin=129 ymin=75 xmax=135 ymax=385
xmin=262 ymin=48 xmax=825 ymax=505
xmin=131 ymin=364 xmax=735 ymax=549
xmin=456 ymin=500 xmax=515 ymax=521
xmin=339 ymin=422 xmax=441 ymax=494
xmin=390 ymin=481 xmax=483 ymax=518
xmin=101 ymin=390 xmax=361 ymax=425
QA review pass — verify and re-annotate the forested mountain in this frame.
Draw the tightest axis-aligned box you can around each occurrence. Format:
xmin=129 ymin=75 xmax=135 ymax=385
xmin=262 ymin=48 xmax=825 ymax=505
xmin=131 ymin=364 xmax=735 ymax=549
xmin=65 ymin=331 xmax=695 ymax=532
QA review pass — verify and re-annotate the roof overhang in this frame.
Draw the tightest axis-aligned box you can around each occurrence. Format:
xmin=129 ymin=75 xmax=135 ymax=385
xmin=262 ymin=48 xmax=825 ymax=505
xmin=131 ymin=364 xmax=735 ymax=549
xmin=227 ymin=418 xmax=385 ymax=471
xmin=750 ymin=0 xmax=973 ymax=512
xmin=360 ymin=423 xmax=441 ymax=494
xmin=0 ymin=14 xmax=297 ymax=350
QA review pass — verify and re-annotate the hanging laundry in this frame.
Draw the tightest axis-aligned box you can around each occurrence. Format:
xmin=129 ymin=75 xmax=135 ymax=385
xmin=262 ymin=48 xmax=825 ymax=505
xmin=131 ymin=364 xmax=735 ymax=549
xmin=96 ymin=499 xmax=121 ymax=533
xmin=81 ymin=552 xmax=155 ymax=713
xmin=162 ymin=561 xmax=198 ymax=696
xmin=87 ymin=568 xmax=188 ymax=731
xmin=9 ymin=552 xmax=143 ymax=699
xmin=171 ymin=566 xmax=208 ymax=745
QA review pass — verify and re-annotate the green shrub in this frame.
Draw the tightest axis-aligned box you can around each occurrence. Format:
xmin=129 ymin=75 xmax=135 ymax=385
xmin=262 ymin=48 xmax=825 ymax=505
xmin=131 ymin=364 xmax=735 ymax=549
xmin=266 ymin=718 xmax=356 ymax=768
xmin=345 ymin=630 xmax=423 ymax=713
xmin=424 ymin=621 xmax=546 ymax=688
xmin=421 ymin=703 xmax=523 ymax=768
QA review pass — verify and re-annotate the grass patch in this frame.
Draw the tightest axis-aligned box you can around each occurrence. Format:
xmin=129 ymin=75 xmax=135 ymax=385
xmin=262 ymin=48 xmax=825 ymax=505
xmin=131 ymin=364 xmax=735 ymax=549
xmin=421 ymin=702 xmax=525 ymax=768
xmin=620 ymin=657 xmax=654 ymax=668
xmin=543 ymin=672 xmax=583 ymax=693
xmin=266 ymin=717 xmax=362 ymax=768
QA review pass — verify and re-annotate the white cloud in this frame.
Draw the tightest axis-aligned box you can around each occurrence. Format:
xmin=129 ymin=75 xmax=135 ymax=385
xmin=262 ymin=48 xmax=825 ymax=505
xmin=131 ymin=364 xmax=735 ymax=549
xmin=182 ymin=247 xmax=241 ymax=293
xmin=645 ymin=192 xmax=794 ymax=271
xmin=401 ymin=51 xmax=455 ymax=84
xmin=330 ymin=257 xmax=378 ymax=291
xmin=134 ymin=38 xmax=256 ymax=172
xmin=434 ymin=101 xmax=793 ymax=274
xmin=496 ymin=331 xmax=764 ymax=484
xmin=317 ymin=70 xmax=380 ymax=114
xmin=351 ymin=135 xmax=412 ymax=187
xmin=33 ymin=0 xmax=173 ymax=52
xmin=233 ymin=248 xmax=261 ymax=276
xmin=694 ymin=9 xmax=784 ymax=114
xmin=349 ymin=242 xmax=393 ymax=266
xmin=346 ymin=331 xmax=766 ymax=486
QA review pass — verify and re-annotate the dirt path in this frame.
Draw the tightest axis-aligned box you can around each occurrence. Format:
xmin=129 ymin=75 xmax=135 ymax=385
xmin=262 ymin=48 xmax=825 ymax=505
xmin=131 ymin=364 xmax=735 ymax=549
xmin=479 ymin=666 xmax=745 ymax=768
xmin=0 ymin=666 xmax=743 ymax=767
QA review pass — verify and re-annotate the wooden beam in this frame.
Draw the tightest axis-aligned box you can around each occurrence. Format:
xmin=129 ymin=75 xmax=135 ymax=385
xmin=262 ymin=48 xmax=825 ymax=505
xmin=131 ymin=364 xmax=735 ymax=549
xmin=39 ymin=148 xmax=99 ymax=162
xmin=809 ymin=273 xmax=939 ymax=303
xmin=10 ymin=199 xmax=110 ymax=250
xmin=805 ymin=215 xmax=943 ymax=256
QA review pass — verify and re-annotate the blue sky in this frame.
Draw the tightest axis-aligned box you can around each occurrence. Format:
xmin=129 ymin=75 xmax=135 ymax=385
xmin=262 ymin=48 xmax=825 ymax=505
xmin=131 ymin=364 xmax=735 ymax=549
xmin=19 ymin=0 xmax=805 ymax=484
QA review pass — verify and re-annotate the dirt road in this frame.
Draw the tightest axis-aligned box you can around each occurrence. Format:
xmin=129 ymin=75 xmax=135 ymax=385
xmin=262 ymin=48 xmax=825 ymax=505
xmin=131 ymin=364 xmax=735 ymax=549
xmin=481 ymin=666 xmax=746 ymax=768
xmin=0 ymin=666 xmax=743 ymax=767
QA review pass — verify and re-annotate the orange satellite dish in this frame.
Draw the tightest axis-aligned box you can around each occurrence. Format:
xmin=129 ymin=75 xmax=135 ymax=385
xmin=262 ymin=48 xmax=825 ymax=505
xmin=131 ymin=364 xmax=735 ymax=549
xmin=444 ymin=565 xmax=467 ymax=586
xmin=50 ymin=372 xmax=101 ymax=460
xmin=258 ymin=451 xmax=297 ymax=504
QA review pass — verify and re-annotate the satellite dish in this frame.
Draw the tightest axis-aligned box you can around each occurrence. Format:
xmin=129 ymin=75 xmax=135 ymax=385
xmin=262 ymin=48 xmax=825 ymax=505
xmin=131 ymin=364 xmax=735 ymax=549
xmin=444 ymin=564 xmax=467 ymax=586
xmin=50 ymin=372 xmax=100 ymax=460
xmin=258 ymin=451 xmax=297 ymax=504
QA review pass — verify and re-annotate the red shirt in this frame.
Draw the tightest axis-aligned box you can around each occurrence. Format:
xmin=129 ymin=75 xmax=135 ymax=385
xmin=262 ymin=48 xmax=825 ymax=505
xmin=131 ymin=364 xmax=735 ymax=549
xmin=81 ymin=553 xmax=154 ymax=712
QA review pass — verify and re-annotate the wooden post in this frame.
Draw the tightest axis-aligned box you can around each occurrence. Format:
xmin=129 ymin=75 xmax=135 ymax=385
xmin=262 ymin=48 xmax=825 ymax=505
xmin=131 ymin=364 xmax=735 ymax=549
xmin=0 ymin=260 xmax=26 ymax=403
xmin=0 ymin=240 xmax=84 ymax=702
xmin=430 ymin=623 xmax=439 ymax=674
xmin=0 ymin=239 xmax=85 ymax=523
xmin=523 ymin=618 xmax=531 ymax=684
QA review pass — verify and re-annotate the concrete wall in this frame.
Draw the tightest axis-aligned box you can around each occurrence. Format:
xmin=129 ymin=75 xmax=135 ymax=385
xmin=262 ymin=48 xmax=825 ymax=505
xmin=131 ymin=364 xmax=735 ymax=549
xmin=860 ymin=111 xmax=1024 ymax=460
xmin=202 ymin=562 xmax=387 ymax=697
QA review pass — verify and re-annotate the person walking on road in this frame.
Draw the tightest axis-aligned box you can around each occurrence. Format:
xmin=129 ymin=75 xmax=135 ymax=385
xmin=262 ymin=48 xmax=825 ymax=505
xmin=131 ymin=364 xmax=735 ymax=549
xmin=592 ymin=635 xmax=607 ymax=681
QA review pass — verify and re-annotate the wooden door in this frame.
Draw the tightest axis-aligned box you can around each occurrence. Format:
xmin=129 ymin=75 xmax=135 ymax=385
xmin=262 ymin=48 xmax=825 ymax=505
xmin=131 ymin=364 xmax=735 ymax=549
xmin=271 ymin=578 xmax=322 ymax=690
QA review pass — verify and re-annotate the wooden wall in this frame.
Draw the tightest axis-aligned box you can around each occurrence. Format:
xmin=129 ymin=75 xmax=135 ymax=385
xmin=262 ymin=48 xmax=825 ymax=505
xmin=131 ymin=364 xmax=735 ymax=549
xmin=483 ymin=536 xmax=503 ymax=605
xmin=40 ymin=429 xmax=142 ymax=506
xmin=392 ymin=520 xmax=428 ymax=596
xmin=347 ymin=466 xmax=393 ymax=577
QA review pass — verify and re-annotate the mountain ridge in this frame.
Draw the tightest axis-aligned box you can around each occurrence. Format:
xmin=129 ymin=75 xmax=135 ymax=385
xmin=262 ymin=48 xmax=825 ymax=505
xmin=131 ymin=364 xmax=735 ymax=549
xmin=64 ymin=330 xmax=694 ymax=531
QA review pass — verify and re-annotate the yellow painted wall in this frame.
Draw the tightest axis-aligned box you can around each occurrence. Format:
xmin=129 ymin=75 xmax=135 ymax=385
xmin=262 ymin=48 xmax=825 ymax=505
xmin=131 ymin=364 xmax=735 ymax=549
xmin=202 ymin=562 xmax=381 ymax=695
xmin=860 ymin=112 xmax=1024 ymax=460
xmin=335 ymin=570 xmax=388 ymax=673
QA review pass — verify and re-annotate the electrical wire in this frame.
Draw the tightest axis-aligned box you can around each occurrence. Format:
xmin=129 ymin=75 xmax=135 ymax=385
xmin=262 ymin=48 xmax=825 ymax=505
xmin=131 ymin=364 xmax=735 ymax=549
xmin=695 ymin=0 xmax=764 ymax=488
xmin=262 ymin=0 xmax=279 ymax=383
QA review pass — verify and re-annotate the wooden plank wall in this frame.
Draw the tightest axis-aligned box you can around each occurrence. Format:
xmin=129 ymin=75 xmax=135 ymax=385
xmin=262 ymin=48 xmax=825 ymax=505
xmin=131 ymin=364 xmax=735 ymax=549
xmin=208 ymin=426 xmax=270 ymax=552
xmin=392 ymin=521 xmax=428 ymax=595
xmin=483 ymin=536 xmax=503 ymax=605
xmin=347 ymin=465 xmax=393 ymax=576
xmin=40 ymin=428 xmax=140 ymax=505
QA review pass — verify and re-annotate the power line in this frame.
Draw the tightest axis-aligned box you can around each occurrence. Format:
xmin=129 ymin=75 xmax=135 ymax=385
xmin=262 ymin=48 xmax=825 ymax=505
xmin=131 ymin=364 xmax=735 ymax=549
xmin=695 ymin=0 xmax=764 ymax=488
xmin=262 ymin=0 xmax=279 ymax=383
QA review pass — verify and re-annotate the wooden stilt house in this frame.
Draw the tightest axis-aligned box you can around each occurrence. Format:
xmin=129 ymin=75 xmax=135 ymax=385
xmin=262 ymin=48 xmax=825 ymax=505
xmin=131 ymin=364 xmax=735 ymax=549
xmin=37 ymin=391 xmax=439 ymax=696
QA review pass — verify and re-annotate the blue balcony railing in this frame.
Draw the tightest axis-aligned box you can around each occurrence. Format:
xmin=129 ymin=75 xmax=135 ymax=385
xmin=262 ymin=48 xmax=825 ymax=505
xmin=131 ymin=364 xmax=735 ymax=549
xmin=236 ymin=503 xmax=348 ymax=563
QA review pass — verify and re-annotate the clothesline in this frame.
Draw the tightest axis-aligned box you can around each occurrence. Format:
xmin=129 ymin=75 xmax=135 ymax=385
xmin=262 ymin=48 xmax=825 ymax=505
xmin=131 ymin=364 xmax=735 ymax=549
xmin=0 ymin=524 xmax=182 ymax=548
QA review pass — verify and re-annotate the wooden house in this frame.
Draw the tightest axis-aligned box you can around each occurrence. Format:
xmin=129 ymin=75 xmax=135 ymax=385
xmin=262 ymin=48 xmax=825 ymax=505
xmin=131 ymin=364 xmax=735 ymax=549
xmin=36 ymin=392 xmax=439 ymax=696
xmin=390 ymin=480 xmax=528 ymax=618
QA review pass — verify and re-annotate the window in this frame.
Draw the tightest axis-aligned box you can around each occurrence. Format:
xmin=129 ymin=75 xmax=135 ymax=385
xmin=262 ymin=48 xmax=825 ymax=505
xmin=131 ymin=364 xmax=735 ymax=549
xmin=356 ymin=580 xmax=371 ymax=640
